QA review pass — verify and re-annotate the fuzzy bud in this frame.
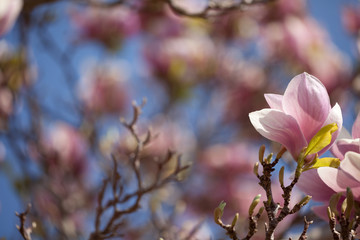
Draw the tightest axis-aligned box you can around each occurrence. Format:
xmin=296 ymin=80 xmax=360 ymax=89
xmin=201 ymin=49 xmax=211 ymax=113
xmin=253 ymin=162 xmax=259 ymax=177
xmin=249 ymin=194 xmax=261 ymax=216
xmin=231 ymin=213 xmax=239 ymax=228
xmin=259 ymin=145 xmax=265 ymax=164
xmin=279 ymin=166 xmax=285 ymax=188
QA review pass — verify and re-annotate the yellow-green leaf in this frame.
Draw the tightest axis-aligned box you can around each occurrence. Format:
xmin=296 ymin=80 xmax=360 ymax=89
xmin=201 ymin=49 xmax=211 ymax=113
xmin=305 ymin=157 xmax=340 ymax=171
xmin=305 ymin=123 xmax=338 ymax=156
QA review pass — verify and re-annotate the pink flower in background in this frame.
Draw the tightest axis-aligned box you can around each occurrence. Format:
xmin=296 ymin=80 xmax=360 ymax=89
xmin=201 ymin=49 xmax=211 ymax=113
xmin=41 ymin=123 xmax=88 ymax=177
xmin=69 ymin=6 xmax=140 ymax=49
xmin=0 ymin=0 xmax=22 ymax=37
xmin=217 ymin=54 xmax=268 ymax=126
xmin=144 ymin=31 xmax=216 ymax=82
xmin=171 ymin=0 xmax=207 ymax=15
xmin=144 ymin=31 xmax=216 ymax=101
xmin=249 ymin=72 xmax=342 ymax=159
xmin=260 ymin=16 xmax=350 ymax=92
xmin=342 ymin=6 xmax=360 ymax=35
xmin=78 ymin=61 xmax=129 ymax=115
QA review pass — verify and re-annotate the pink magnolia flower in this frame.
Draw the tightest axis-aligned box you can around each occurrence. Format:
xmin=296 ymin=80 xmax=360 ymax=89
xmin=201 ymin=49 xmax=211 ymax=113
xmin=342 ymin=6 xmax=360 ymax=35
xmin=40 ymin=123 xmax=88 ymax=177
xmin=144 ymin=32 xmax=216 ymax=83
xmin=260 ymin=16 xmax=350 ymax=92
xmin=249 ymin=72 xmax=342 ymax=159
xmin=297 ymin=114 xmax=360 ymax=221
xmin=318 ymin=151 xmax=360 ymax=204
xmin=298 ymin=152 xmax=360 ymax=222
xmin=331 ymin=113 xmax=360 ymax=160
xmin=78 ymin=61 xmax=129 ymax=115
xmin=0 ymin=0 xmax=22 ymax=37
xmin=69 ymin=6 xmax=140 ymax=49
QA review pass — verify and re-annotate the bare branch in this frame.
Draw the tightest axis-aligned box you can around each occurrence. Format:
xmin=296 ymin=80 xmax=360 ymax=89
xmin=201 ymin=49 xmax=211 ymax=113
xmin=16 ymin=204 xmax=33 ymax=240
xmin=298 ymin=217 xmax=313 ymax=240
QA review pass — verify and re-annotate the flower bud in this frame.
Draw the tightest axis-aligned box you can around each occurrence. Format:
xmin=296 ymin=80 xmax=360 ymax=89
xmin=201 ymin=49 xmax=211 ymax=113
xmin=249 ymin=194 xmax=261 ymax=216
xmin=259 ymin=145 xmax=265 ymax=164
xmin=329 ymin=193 xmax=342 ymax=216
xmin=214 ymin=201 xmax=226 ymax=225
xmin=279 ymin=166 xmax=285 ymax=188
xmin=298 ymin=195 xmax=312 ymax=207
xmin=345 ymin=188 xmax=354 ymax=218
xmin=253 ymin=162 xmax=259 ymax=177
xmin=231 ymin=213 xmax=239 ymax=228
xmin=266 ymin=153 xmax=273 ymax=164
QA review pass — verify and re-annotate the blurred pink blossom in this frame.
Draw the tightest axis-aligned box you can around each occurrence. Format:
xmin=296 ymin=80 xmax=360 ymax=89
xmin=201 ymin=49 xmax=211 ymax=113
xmin=171 ymin=0 xmax=208 ymax=15
xmin=69 ymin=6 xmax=140 ymax=49
xmin=260 ymin=16 xmax=349 ymax=92
xmin=78 ymin=61 xmax=129 ymax=115
xmin=144 ymin=31 xmax=216 ymax=100
xmin=217 ymin=54 xmax=269 ymax=126
xmin=249 ymin=72 xmax=342 ymax=159
xmin=342 ymin=6 xmax=360 ymax=35
xmin=41 ymin=123 xmax=88 ymax=177
xmin=145 ymin=117 xmax=196 ymax=157
xmin=0 ymin=0 xmax=22 ymax=37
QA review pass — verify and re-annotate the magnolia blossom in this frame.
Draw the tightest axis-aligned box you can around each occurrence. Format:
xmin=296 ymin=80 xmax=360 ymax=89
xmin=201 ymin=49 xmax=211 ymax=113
xmin=40 ymin=123 xmax=88 ymax=177
xmin=298 ymin=115 xmax=360 ymax=220
xmin=217 ymin=54 xmax=268 ymax=125
xmin=260 ymin=16 xmax=349 ymax=92
xmin=331 ymin=113 xmax=360 ymax=160
xmin=145 ymin=32 xmax=216 ymax=83
xmin=69 ymin=6 xmax=140 ymax=49
xmin=318 ymin=152 xmax=360 ymax=202
xmin=78 ymin=61 xmax=129 ymax=115
xmin=0 ymin=0 xmax=23 ymax=36
xmin=249 ymin=72 xmax=342 ymax=159
xmin=300 ymin=152 xmax=360 ymax=220
xmin=342 ymin=6 xmax=360 ymax=35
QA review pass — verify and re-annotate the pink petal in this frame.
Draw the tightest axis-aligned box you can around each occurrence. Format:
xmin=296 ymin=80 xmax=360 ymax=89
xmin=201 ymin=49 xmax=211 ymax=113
xmin=331 ymin=139 xmax=360 ymax=160
xmin=282 ymin=72 xmax=331 ymax=142
xmin=0 ymin=0 xmax=23 ymax=37
xmin=352 ymin=113 xmax=360 ymax=139
xmin=318 ymin=167 xmax=344 ymax=193
xmin=318 ymin=167 xmax=359 ymax=194
xmin=340 ymin=152 xmax=360 ymax=182
xmin=318 ymin=103 xmax=343 ymax=156
xmin=296 ymin=169 xmax=335 ymax=202
xmin=249 ymin=109 xmax=307 ymax=158
xmin=264 ymin=94 xmax=283 ymax=111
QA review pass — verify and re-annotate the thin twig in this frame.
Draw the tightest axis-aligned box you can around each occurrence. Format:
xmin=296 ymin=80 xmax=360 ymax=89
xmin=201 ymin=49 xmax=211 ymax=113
xmin=298 ymin=217 xmax=313 ymax=240
xmin=16 ymin=204 xmax=33 ymax=240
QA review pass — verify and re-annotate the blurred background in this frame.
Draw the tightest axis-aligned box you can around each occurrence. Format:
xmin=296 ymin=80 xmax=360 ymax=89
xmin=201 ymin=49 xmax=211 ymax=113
xmin=0 ymin=0 xmax=360 ymax=239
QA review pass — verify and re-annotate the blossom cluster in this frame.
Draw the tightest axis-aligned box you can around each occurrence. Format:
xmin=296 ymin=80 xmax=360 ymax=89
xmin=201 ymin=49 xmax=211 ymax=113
xmin=249 ymin=72 xmax=360 ymax=225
